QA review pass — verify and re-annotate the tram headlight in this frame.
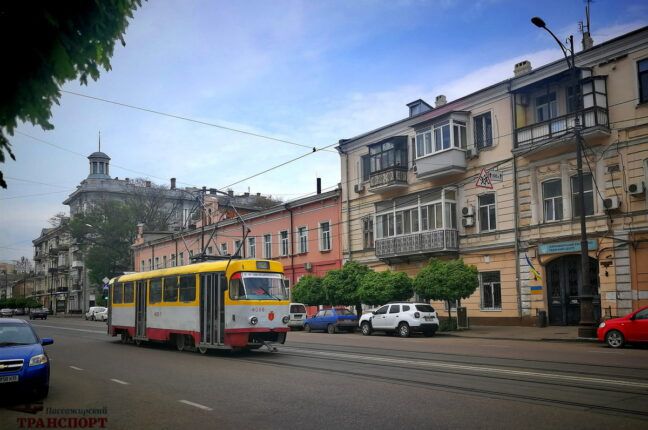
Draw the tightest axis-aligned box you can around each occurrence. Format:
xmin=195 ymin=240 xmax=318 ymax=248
xmin=282 ymin=315 xmax=289 ymax=324
xmin=249 ymin=316 xmax=259 ymax=325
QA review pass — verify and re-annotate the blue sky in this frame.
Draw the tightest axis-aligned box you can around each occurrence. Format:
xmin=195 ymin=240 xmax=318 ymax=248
xmin=1 ymin=0 xmax=647 ymax=262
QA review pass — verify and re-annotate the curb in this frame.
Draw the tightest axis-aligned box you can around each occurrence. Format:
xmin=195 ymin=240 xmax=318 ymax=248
xmin=437 ymin=332 xmax=598 ymax=343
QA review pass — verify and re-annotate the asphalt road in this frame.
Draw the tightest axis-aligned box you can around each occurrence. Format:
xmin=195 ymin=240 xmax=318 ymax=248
xmin=1 ymin=317 xmax=647 ymax=429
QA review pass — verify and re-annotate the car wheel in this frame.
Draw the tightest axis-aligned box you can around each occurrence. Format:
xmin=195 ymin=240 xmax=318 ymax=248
xmin=397 ymin=322 xmax=411 ymax=338
xmin=361 ymin=322 xmax=372 ymax=336
xmin=605 ymin=330 xmax=625 ymax=348
xmin=91 ymin=315 xmax=95 ymax=321
xmin=327 ymin=324 xmax=336 ymax=334
xmin=304 ymin=324 xmax=311 ymax=333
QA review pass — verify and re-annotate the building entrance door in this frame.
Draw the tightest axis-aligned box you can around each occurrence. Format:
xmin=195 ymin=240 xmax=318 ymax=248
xmin=546 ymin=255 xmax=600 ymax=325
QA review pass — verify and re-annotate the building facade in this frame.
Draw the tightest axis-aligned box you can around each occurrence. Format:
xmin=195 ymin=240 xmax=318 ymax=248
xmin=132 ymin=189 xmax=343 ymax=290
xmin=338 ymin=26 xmax=648 ymax=325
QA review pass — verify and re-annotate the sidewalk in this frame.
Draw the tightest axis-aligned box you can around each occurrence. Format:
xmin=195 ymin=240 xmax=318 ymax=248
xmin=440 ymin=325 xmax=598 ymax=343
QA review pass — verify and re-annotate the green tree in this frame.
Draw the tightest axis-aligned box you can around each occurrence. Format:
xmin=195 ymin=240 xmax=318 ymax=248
xmin=358 ymin=270 xmax=413 ymax=306
xmin=0 ymin=1 xmax=142 ymax=188
xmin=414 ymin=258 xmax=479 ymax=324
xmin=291 ymin=275 xmax=325 ymax=305
xmin=69 ymin=200 xmax=137 ymax=285
xmin=322 ymin=261 xmax=371 ymax=315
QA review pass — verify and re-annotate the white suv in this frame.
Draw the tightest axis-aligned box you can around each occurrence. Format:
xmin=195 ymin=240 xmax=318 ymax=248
xmin=359 ymin=302 xmax=439 ymax=337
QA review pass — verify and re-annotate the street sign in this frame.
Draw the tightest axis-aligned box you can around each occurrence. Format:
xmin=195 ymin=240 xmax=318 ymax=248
xmin=102 ymin=277 xmax=110 ymax=284
xmin=475 ymin=168 xmax=493 ymax=189
xmin=489 ymin=170 xmax=503 ymax=182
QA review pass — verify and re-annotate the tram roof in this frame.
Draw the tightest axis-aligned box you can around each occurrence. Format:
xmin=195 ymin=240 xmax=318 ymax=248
xmin=114 ymin=259 xmax=284 ymax=283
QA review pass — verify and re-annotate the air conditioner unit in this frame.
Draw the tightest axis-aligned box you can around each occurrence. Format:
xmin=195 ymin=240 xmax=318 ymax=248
xmin=462 ymin=206 xmax=474 ymax=217
xmin=603 ymin=196 xmax=621 ymax=211
xmin=354 ymin=183 xmax=365 ymax=193
xmin=465 ymin=148 xmax=477 ymax=159
xmin=462 ymin=217 xmax=475 ymax=228
xmin=628 ymin=181 xmax=646 ymax=196
xmin=304 ymin=262 xmax=313 ymax=271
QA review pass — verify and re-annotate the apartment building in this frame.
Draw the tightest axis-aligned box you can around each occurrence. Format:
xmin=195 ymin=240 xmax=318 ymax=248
xmin=132 ymin=188 xmax=342 ymax=289
xmin=338 ymin=26 xmax=648 ymax=325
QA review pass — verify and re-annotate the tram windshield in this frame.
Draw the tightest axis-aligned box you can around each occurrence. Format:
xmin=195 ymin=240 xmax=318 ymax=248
xmin=230 ymin=272 xmax=289 ymax=301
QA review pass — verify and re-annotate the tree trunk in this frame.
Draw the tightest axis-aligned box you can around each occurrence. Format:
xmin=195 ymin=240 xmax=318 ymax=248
xmin=355 ymin=303 xmax=363 ymax=317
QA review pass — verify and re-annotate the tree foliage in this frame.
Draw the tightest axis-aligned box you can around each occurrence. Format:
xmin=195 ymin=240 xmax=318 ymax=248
xmin=322 ymin=261 xmax=371 ymax=306
xmin=414 ymin=258 xmax=479 ymax=318
xmin=0 ymin=297 xmax=41 ymax=309
xmin=291 ymin=275 xmax=325 ymax=306
xmin=358 ymin=270 xmax=413 ymax=306
xmin=0 ymin=1 xmax=142 ymax=188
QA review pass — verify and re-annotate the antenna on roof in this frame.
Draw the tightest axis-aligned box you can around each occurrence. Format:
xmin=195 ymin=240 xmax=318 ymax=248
xmin=580 ymin=0 xmax=594 ymax=50
xmin=98 ymin=130 xmax=101 ymax=152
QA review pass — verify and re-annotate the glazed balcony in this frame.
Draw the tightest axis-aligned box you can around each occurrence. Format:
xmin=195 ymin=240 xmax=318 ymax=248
xmin=368 ymin=166 xmax=408 ymax=193
xmin=375 ymin=229 xmax=459 ymax=260
xmin=415 ymin=148 xmax=467 ymax=180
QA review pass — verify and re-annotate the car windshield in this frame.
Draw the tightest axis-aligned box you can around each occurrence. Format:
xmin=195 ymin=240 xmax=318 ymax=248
xmin=230 ymin=272 xmax=289 ymax=300
xmin=0 ymin=323 xmax=38 ymax=346
xmin=415 ymin=305 xmax=435 ymax=313
xmin=290 ymin=305 xmax=306 ymax=313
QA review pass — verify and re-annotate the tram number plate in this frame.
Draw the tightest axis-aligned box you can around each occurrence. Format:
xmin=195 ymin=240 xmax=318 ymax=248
xmin=0 ymin=375 xmax=19 ymax=383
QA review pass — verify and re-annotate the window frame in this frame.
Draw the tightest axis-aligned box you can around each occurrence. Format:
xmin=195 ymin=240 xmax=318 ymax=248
xmin=480 ymin=271 xmax=502 ymax=311
xmin=478 ymin=193 xmax=497 ymax=232
xmin=247 ymin=237 xmax=256 ymax=259
xmin=362 ymin=217 xmax=374 ymax=250
xmin=368 ymin=137 xmax=408 ymax=173
xmin=570 ymin=173 xmax=595 ymax=218
xmin=263 ymin=234 xmax=272 ymax=259
xmin=297 ymin=226 xmax=308 ymax=254
xmin=473 ymin=112 xmax=493 ymax=150
xmin=638 ymin=58 xmax=648 ymax=104
xmin=542 ymin=178 xmax=563 ymax=222
xmin=279 ymin=230 xmax=289 ymax=257
xmin=319 ymin=221 xmax=331 ymax=251
xmin=149 ymin=278 xmax=162 ymax=304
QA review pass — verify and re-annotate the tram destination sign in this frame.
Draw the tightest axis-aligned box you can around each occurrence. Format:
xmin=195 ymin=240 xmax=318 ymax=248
xmin=538 ymin=239 xmax=598 ymax=255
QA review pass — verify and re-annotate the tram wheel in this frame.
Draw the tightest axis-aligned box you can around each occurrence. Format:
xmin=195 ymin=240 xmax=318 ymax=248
xmin=175 ymin=335 xmax=185 ymax=351
xmin=134 ymin=338 xmax=143 ymax=347
xmin=197 ymin=345 xmax=209 ymax=355
xmin=120 ymin=333 xmax=130 ymax=344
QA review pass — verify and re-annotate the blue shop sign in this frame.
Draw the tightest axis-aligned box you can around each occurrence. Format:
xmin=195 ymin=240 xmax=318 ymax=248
xmin=538 ymin=239 xmax=598 ymax=255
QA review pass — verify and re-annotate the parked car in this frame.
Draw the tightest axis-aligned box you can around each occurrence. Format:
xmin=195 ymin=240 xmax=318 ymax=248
xmin=0 ymin=318 xmax=53 ymax=399
xmin=0 ymin=309 xmax=13 ymax=318
xmin=29 ymin=308 xmax=48 ymax=320
xmin=359 ymin=302 xmax=440 ymax=338
xmin=95 ymin=308 xmax=108 ymax=322
xmin=288 ymin=303 xmax=307 ymax=330
xmin=12 ymin=308 xmax=25 ymax=316
xmin=597 ymin=305 xmax=648 ymax=348
xmin=304 ymin=308 xmax=358 ymax=334
xmin=85 ymin=307 xmax=106 ymax=321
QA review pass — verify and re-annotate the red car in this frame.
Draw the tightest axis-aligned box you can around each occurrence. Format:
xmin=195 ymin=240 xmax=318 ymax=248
xmin=597 ymin=305 xmax=648 ymax=348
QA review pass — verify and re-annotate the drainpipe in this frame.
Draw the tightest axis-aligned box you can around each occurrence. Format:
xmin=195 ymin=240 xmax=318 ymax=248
xmin=338 ymin=145 xmax=352 ymax=263
xmin=510 ymin=83 xmax=523 ymax=321
xmin=286 ymin=203 xmax=295 ymax=285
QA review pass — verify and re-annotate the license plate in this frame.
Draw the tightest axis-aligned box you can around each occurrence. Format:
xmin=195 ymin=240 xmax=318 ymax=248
xmin=294 ymin=315 xmax=302 ymax=319
xmin=0 ymin=375 xmax=19 ymax=383
xmin=424 ymin=316 xmax=432 ymax=321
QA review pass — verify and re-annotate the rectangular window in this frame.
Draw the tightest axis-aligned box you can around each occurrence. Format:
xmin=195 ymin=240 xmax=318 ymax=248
xmin=264 ymin=234 xmax=272 ymax=259
xmin=363 ymin=217 xmax=374 ymax=249
xmin=478 ymin=193 xmax=497 ymax=232
xmin=162 ymin=256 xmax=167 ymax=268
xmin=149 ymin=279 xmax=162 ymax=304
xmin=481 ymin=271 xmax=502 ymax=310
xmin=375 ymin=213 xmax=395 ymax=238
xmin=112 ymin=283 xmax=123 ymax=304
xmin=535 ymin=92 xmax=558 ymax=122
xmin=543 ymin=179 xmax=563 ymax=222
xmin=298 ymin=227 xmax=308 ymax=253
xmin=154 ymin=257 xmax=159 ymax=269
xmin=453 ymin=121 xmax=467 ymax=149
xmin=474 ymin=113 xmax=493 ymax=150
xmin=220 ymin=243 xmax=227 ymax=256
xmin=571 ymin=174 xmax=594 ymax=217
xmin=280 ymin=231 xmax=289 ymax=256
xmin=415 ymin=130 xmax=432 ymax=158
xmin=234 ymin=240 xmax=242 ymax=257
xmin=320 ymin=222 xmax=331 ymax=251
xmin=361 ymin=155 xmax=371 ymax=182
xmin=639 ymin=59 xmax=648 ymax=104
xmin=179 ymin=275 xmax=196 ymax=302
xmin=140 ymin=260 xmax=145 ymax=272
xmin=248 ymin=237 xmax=256 ymax=258
xmin=206 ymin=246 xmax=213 ymax=255
xmin=445 ymin=202 xmax=457 ymax=229
xmin=163 ymin=276 xmax=178 ymax=302
xmin=179 ymin=252 xmax=184 ymax=266
xmin=123 ymin=282 xmax=134 ymax=304
xmin=567 ymin=85 xmax=579 ymax=113
xmin=368 ymin=137 xmax=407 ymax=173
xmin=147 ymin=258 xmax=152 ymax=270
xmin=433 ymin=121 xmax=451 ymax=151
xmin=171 ymin=254 xmax=176 ymax=267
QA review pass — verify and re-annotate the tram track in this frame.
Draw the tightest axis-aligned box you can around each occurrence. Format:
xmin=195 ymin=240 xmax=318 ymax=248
xmin=230 ymin=347 xmax=648 ymax=420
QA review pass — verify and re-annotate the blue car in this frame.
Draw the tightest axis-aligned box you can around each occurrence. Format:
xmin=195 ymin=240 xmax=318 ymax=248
xmin=0 ymin=319 xmax=53 ymax=399
xmin=304 ymin=308 xmax=358 ymax=334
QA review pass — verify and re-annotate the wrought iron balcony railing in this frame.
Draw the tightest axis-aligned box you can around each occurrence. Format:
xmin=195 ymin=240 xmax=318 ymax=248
xmin=375 ymin=229 xmax=459 ymax=259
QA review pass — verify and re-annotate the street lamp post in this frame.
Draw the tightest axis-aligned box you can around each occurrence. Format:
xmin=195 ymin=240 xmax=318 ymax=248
xmin=532 ymin=17 xmax=596 ymax=337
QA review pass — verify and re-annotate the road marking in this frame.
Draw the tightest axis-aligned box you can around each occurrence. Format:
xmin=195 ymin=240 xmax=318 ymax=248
xmin=110 ymin=379 xmax=129 ymax=385
xmin=69 ymin=366 xmax=84 ymax=371
xmin=179 ymin=400 xmax=213 ymax=411
xmin=30 ymin=324 xmax=106 ymax=334
xmin=283 ymin=347 xmax=648 ymax=389
xmin=592 ymin=350 xmax=623 ymax=354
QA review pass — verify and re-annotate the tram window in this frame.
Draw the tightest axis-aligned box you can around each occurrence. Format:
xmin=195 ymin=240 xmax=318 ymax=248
xmin=230 ymin=277 xmax=245 ymax=300
xmin=123 ymin=282 xmax=134 ymax=304
xmin=149 ymin=279 xmax=162 ymax=304
xmin=164 ymin=277 xmax=178 ymax=302
xmin=179 ymin=275 xmax=196 ymax=302
xmin=113 ymin=283 xmax=123 ymax=304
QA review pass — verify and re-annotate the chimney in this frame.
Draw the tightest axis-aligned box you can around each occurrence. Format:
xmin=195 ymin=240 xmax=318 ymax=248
xmin=582 ymin=32 xmax=594 ymax=50
xmin=145 ymin=180 xmax=151 ymax=188
xmin=244 ymin=192 xmax=250 ymax=197
xmin=316 ymin=177 xmax=322 ymax=194
xmin=514 ymin=60 xmax=532 ymax=77
xmin=256 ymin=192 xmax=261 ymax=196
xmin=170 ymin=178 xmax=176 ymax=190
xmin=435 ymin=95 xmax=447 ymax=108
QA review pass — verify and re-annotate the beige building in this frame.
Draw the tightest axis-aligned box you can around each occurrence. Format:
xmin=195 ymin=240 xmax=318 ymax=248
xmin=338 ymin=26 xmax=648 ymax=325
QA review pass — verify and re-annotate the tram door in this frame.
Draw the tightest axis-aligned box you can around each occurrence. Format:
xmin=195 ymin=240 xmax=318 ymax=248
xmin=135 ymin=281 xmax=147 ymax=338
xmin=200 ymin=273 xmax=226 ymax=346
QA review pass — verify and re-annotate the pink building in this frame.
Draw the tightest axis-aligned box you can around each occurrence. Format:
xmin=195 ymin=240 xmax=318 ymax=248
xmin=132 ymin=189 xmax=342 ymax=289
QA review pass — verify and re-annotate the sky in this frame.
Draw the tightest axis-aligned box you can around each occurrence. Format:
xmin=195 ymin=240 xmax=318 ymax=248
xmin=1 ymin=0 xmax=647 ymax=263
